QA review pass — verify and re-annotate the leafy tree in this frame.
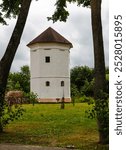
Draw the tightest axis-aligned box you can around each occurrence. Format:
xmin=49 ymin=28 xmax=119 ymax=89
xmin=71 ymin=66 xmax=94 ymax=92
xmin=80 ymin=79 xmax=94 ymax=97
xmin=71 ymin=84 xmax=79 ymax=97
xmin=7 ymin=65 xmax=30 ymax=93
xmin=0 ymin=0 xmax=32 ymax=132
xmin=20 ymin=65 xmax=30 ymax=93
xmin=90 ymin=2 xmax=109 ymax=142
xmin=49 ymin=0 xmax=108 ymax=144
xmin=70 ymin=66 xmax=94 ymax=97
xmin=0 ymin=0 xmax=21 ymax=25
xmin=7 ymin=72 xmax=22 ymax=91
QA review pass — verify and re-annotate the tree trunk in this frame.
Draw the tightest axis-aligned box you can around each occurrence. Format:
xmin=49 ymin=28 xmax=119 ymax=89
xmin=91 ymin=0 xmax=108 ymax=144
xmin=0 ymin=0 xmax=32 ymax=132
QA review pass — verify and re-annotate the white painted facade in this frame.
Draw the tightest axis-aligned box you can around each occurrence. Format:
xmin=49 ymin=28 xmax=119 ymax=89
xmin=29 ymin=43 xmax=71 ymax=102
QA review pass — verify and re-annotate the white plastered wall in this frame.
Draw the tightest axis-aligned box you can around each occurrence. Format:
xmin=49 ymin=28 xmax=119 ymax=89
xmin=29 ymin=43 xmax=71 ymax=101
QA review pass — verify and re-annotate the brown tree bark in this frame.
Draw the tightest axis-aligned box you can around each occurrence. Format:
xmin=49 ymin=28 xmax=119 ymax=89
xmin=91 ymin=0 xmax=108 ymax=144
xmin=0 ymin=0 xmax=32 ymax=132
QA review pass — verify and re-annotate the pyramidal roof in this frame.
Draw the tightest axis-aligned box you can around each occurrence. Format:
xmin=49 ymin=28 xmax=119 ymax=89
xmin=27 ymin=27 xmax=73 ymax=48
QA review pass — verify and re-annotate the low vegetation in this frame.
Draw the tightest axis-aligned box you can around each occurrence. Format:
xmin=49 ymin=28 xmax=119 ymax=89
xmin=0 ymin=103 xmax=108 ymax=150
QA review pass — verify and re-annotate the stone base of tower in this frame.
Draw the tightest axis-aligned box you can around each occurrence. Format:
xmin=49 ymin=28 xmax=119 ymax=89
xmin=38 ymin=98 xmax=71 ymax=103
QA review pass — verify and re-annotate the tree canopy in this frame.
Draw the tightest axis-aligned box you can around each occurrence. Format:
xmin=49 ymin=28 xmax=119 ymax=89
xmin=0 ymin=0 xmax=32 ymax=132
xmin=7 ymin=65 xmax=30 ymax=93
xmin=0 ymin=0 xmax=21 ymax=25
xmin=48 ymin=0 xmax=90 ymax=22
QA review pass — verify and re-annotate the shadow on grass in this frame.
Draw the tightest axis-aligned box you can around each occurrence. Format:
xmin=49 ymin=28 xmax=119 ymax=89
xmin=0 ymin=131 xmax=50 ymax=146
xmin=0 ymin=131 xmax=109 ymax=150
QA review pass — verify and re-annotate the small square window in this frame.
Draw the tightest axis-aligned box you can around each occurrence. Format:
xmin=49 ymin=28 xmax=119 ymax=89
xmin=45 ymin=56 xmax=50 ymax=63
xmin=46 ymin=81 xmax=50 ymax=86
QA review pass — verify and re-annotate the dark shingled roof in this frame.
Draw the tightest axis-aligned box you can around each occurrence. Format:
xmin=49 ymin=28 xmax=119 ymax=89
xmin=27 ymin=27 xmax=73 ymax=48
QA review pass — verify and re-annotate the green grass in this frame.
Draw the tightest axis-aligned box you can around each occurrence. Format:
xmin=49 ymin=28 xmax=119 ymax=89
xmin=0 ymin=103 xmax=108 ymax=150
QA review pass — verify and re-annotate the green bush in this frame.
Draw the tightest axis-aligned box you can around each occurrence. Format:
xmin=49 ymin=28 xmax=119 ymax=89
xmin=24 ymin=92 xmax=38 ymax=105
xmin=0 ymin=100 xmax=25 ymax=132
xmin=85 ymin=91 xmax=109 ymax=143
xmin=72 ymin=95 xmax=94 ymax=104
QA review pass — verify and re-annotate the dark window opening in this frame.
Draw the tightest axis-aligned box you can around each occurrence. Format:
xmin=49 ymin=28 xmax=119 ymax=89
xmin=45 ymin=56 xmax=50 ymax=63
xmin=46 ymin=81 xmax=50 ymax=86
xmin=61 ymin=81 xmax=64 ymax=87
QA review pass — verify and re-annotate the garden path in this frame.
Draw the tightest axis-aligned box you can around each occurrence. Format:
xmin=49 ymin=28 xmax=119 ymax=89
xmin=0 ymin=144 xmax=76 ymax=150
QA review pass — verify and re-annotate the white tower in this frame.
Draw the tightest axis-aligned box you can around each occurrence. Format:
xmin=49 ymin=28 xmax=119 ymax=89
xmin=27 ymin=27 xmax=73 ymax=102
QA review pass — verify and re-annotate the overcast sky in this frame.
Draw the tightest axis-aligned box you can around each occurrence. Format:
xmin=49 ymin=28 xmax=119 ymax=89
xmin=0 ymin=0 xmax=109 ymax=72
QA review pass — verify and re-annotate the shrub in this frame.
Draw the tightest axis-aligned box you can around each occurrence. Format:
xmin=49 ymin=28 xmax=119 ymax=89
xmin=0 ymin=99 xmax=25 ymax=132
xmin=85 ymin=91 xmax=109 ymax=143
xmin=72 ymin=95 xmax=94 ymax=103
xmin=24 ymin=92 xmax=38 ymax=105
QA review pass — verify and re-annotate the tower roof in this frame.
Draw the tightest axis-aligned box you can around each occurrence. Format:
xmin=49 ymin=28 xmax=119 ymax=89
xmin=27 ymin=27 xmax=73 ymax=48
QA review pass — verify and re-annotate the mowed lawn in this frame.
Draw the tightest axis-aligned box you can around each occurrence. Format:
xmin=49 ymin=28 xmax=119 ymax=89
xmin=0 ymin=103 xmax=108 ymax=150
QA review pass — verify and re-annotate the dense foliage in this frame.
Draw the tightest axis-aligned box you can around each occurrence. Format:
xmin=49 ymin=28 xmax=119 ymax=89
xmin=7 ymin=65 xmax=30 ymax=93
xmin=0 ymin=0 xmax=21 ymax=25
xmin=85 ymin=90 xmax=109 ymax=144
xmin=71 ymin=66 xmax=94 ymax=98
xmin=48 ymin=0 xmax=90 ymax=22
xmin=0 ymin=97 xmax=25 ymax=132
xmin=71 ymin=66 xmax=109 ymax=101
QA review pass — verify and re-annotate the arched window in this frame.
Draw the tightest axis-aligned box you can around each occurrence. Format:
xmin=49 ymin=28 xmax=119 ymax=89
xmin=45 ymin=56 xmax=50 ymax=63
xmin=61 ymin=81 xmax=64 ymax=87
xmin=46 ymin=81 xmax=50 ymax=86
